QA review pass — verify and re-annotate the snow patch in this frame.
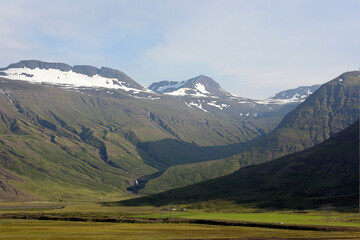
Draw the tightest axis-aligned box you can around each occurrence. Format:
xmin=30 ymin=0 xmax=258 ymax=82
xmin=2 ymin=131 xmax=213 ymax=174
xmin=3 ymin=67 xmax=147 ymax=93
xmin=185 ymin=101 xmax=209 ymax=113
xmin=133 ymin=96 xmax=160 ymax=100
xmin=207 ymin=101 xmax=229 ymax=110
xmin=164 ymin=88 xmax=208 ymax=97
xmin=165 ymin=88 xmax=192 ymax=96
xmin=194 ymin=83 xmax=210 ymax=94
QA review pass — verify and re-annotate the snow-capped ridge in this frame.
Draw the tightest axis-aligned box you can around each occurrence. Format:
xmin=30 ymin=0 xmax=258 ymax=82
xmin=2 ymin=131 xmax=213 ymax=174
xmin=257 ymin=85 xmax=321 ymax=105
xmin=1 ymin=60 xmax=150 ymax=95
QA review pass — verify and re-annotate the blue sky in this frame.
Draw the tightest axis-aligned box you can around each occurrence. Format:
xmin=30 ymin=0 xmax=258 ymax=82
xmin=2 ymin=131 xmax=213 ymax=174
xmin=0 ymin=0 xmax=359 ymax=98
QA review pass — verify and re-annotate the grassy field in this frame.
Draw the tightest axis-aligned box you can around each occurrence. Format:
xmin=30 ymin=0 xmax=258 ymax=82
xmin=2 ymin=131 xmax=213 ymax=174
xmin=0 ymin=201 xmax=359 ymax=239
xmin=1 ymin=219 xmax=359 ymax=240
xmin=138 ymin=211 xmax=360 ymax=227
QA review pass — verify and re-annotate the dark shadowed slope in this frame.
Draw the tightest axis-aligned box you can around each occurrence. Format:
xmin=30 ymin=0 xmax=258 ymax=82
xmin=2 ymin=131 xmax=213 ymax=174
xmin=121 ymin=121 xmax=359 ymax=209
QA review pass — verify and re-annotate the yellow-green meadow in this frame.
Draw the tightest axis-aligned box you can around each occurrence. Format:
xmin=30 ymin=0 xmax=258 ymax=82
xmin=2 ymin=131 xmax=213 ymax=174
xmin=0 ymin=201 xmax=358 ymax=239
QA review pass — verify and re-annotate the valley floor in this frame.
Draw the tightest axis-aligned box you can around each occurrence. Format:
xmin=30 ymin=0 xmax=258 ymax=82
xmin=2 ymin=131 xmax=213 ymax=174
xmin=1 ymin=219 xmax=360 ymax=240
xmin=0 ymin=202 xmax=359 ymax=239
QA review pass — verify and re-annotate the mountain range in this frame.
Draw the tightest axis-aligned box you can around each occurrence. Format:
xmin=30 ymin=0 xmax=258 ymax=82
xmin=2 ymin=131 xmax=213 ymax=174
xmin=0 ymin=61 xmax=319 ymax=133
xmin=126 ymin=70 xmax=359 ymax=195
xmin=148 ymin=75 xmax=320 ymax=133
xmin=0 ymin=60 xmax=358 ymax=207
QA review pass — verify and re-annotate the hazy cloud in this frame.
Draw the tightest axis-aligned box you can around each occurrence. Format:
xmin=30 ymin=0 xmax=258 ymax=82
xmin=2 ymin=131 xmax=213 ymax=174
xmin=0 ymin=0 xmax=358 ymax=98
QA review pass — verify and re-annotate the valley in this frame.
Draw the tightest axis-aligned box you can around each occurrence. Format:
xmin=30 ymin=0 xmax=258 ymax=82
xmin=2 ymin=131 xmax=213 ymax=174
xmin=0 ymin=60 xmax=358 ymax=239
xmin=0 ymin=60 xmax=324 ymax=201
xmin=1 ymin=1 xmax=359 ymax=239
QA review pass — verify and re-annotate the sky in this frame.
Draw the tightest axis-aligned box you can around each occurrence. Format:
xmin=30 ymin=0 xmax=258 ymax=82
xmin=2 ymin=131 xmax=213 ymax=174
xmin=0 ymin=0 xmax=359 ymax=98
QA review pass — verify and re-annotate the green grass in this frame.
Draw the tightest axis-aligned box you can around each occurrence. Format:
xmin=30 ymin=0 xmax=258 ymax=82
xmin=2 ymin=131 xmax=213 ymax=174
xmin=1 ymin=202 xmax=358 ymax=227
xmin=0 ymin=219 xmax=359 ymax=240
xmin=138 ymin=211 xmax=360 ymax=227
xmin=0 ymin=201 xmax=159 ymax=218
xmin=0 ymin=202 xmax=359 ymax=239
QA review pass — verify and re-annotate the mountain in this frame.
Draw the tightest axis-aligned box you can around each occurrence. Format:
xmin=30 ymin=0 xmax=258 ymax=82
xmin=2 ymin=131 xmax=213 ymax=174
xmin=258 ymin=85 xmax=321 ymax=104
xmin=0 ymin=79 xmax=262 ymax=200
xmin=149 ymin=75 xmax=319 ymax=103
xmin=149 ymin=75 xmax=232 ymax=97
xmin=0 ymin=60 xmax=155 ymax=98
xmin=0 ymin=60 xmax=313 ymax=140
xmin=0 ymin=61 xmax=272 ymax=201
xmin=120 ymin=121 xmax=359 ymax=209
xmin=257 ymin=71 xmax=359 ymax=159
xmin=134 ymin=71 xmax=359 ymax=194
xmin=149 ymin=75 xmax=311 ymax=134
xmin=1 ymin=61 xmax=304 ymax=134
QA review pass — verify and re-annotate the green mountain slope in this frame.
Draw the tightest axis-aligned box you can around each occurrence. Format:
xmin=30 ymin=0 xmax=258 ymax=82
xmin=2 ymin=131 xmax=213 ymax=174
xmin=253 ymin=71 xmax=359 ymax=161
xmin=121 ymin=121 xmax=359 ymax=209
xmin=138 ymin=71 xmax=359 ymax=194
xmin=0 ymin=77 xmax=264 ymax=201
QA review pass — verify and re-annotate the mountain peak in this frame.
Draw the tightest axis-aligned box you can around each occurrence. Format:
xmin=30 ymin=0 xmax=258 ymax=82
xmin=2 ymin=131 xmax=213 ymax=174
xmin=148 ymin=75 xmax=232 ymax=97
xmin=190 ymin=75 xmax=218 ymax=85
xmin=267 ymin=85 xmax=321 ymax=103
xmin=191 ymin=74 xmax=212 ymax=81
